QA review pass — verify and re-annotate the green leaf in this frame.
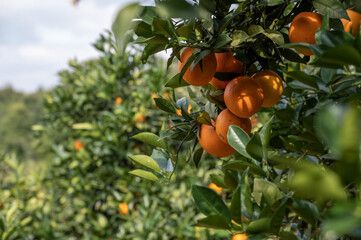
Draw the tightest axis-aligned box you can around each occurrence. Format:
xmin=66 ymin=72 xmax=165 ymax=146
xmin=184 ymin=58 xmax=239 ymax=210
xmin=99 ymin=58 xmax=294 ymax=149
xmin=152 ymin=17 xmax=175 ymax=37
xmin=131 ymin=132 xmax=167 ymax=149
xmin=246 ymin=132 xmax=263 ymax=162
xmin=290 ymin=199 xmax=320 ymax=226
xmin=154 ymin=98 xmax=177 ymax=113
xmin=214 ymin=34 xmax=232 ymax=48
xmin=278 ymin=42 xmax=312 ymax=52
xmin=259 ymin=116 xmax=273 ymax=161
xmin=129 ymin=169 xmax=160 ymax=181
xmin=260 ymin=0 xmax=284 ymax=6
xmin=279 ymin=231 xmax=299 ymax=240
xmin=210 ymin=173 xmax=228 ymax=188
xmin=222 ymin=160 xmax=266 ymax=177
xmin=227 ymin=125 xmax=251 ymax=159
xmin=320 ymin=45 xmax=361 ymax=66
xmin=134 ymin=21 xmax=153 ymax=38
xmin=72 ymin=122 xmax=93 ymax=130
xmin=270 ymin=197 xmax=287 ymax=234
xmin=197 ymin=111 xmax=212 ymax=125
xmin=192 ymin=185 xmax=231 ymax=222
xmin=253 ymin=179 xmax=284 ymax=206
xmin=224 ymin=169 xmax=238 ymax=191
xmin=112 ymin=4 xmax=143 ymax=53
xmin=230 ymin=186 xmax=242 ymax=222
xmin=246 ymin=218 xmax=272 ymax=234
xmin=165 ymin=73 xmax=189 ymax=88
xmin=217 ymin=12 xmax=240 ymax=34
xmin=176 ymin=22 xmax=194 ymax=38
xmin=231 ymin=30 xmax=249 ymax=46
xmin=313 ymin=0 xmax=348 ymax=19
xmin=285 ymin=71 xmax=319 ymax=90
xmin=248 ymin=25 xmax=264 ymax=37
xmin=129 ymin=155 xmax=161 ymax=172
xmin=263 ymin=30 xmax=284 ymax=45
xmin=192 ymin=147 xmax=204 ymax=167
xmin=279 ymin=48 xmax=307 ymax=63
xmin=141 ymin=43 xmax=166 ymax=63
xmin=135 ymin=35 xmax=169 ymax=44
xmin=195 ymin=215 xmax=231 ymax=230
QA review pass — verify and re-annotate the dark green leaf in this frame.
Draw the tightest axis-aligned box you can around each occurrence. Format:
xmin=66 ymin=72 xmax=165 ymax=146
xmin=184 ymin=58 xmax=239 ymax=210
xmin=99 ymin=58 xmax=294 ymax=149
xmin=290 ymin=199 xmax=320 ymax=226
xmin=285 ymin=71 xmax=319 ymax=90
xmin=246 ymin=132 xmax=263 ymax=162
xmin=165 ymin=73 xmax=190 ymax=88
xmin=195 ymin=215 xmax=231 ymax=230
xmin=246 ymin=218 xmax=272 ymax=234
xmin=210 ymin=173 xmax=228 ymax=188
xmin=153 ymin=98 xmax=177 ymax=113
xmin=152 ymin=17 xmax=175 ymax=37
xmin=192 ymin=185 xmax=231 ymax=222
xmin=313 ymin=0 xmax=348 ymax=19
xmin=223 ymin=160 xmax=266 ymax=177
xmin=260 ymin=0 xmax=284 ymax=6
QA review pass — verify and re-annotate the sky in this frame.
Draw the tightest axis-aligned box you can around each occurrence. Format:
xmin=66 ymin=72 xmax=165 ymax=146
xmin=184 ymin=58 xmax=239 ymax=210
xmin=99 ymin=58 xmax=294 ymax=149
xmin=0 ymin=0 xmax=153 ymax=93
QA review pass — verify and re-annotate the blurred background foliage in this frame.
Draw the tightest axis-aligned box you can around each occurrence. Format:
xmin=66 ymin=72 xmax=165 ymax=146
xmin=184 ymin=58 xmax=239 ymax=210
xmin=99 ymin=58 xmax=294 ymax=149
xmin=0 ymin=32 xmax=226 ymax=239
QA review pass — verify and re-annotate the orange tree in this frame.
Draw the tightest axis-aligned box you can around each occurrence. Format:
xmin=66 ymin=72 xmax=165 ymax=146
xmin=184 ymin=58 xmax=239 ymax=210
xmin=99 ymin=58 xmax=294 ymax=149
xmin=113 ymin=0 xmax=361 ymax=239
xmin=2 ymin=32 xmax=222 ymax=239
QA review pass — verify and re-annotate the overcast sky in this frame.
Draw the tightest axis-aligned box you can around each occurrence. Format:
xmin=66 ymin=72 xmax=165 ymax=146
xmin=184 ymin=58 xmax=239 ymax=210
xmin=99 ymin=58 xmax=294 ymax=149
xmin=0 ymin=0 xmax=153 ymax=93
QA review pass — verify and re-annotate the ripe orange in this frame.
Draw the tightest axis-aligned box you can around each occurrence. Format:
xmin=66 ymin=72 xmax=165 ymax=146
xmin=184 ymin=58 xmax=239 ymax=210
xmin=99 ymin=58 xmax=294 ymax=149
xmin=74 ymin=140 xmax=84 ymax=151
xmin=216 ymin=109 xmax=251 ymax=144
xmin=114 ymin=97 xmax=123 ymax=106
xmin=289 ymin=12 xmax=323 ymax=56
xmin=210 ymin=51 xmax=245 ymax=89
xmin=208 ymin=183 xmax=223 ymax=194
xmin=252 ymin=70 xmax=284 ymax=107
xmin=176 ymin=105 xmax=192 ymax=116
xmin=135 ymin=114 xmax=146 ymax=123
xmin=199 ymin=120 xmax=235 ymax=158
xmin=224 ymin=76 xmax=264 ymax=118
xmin=232 ymin=234 xmax=248 ymax=240
xmin=341 ymin=9 xmax=361 ymax=36
xmin=178 ymin=47 xmax=217 ymax=86
xmin=118 ymin=202 xmax=129 ymax=215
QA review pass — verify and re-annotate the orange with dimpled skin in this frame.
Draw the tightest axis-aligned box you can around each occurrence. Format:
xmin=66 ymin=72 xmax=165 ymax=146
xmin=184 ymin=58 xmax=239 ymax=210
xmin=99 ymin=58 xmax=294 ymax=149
xmin=216 ymin=109 xmax=251 ymax=144
xmin=252 ymin=70 xmax=284 ymax=108
xmin=210 ymin=51 xmax=245 ymax=89
xmin=224 ymin=76 xmax=264 ymax=118
xmin=178 ymin=47 xmax=217 ymax=86
xmin=289 ymin=12 xmax=323 ymax=56
xmin=199 ymin=119 xmax=235 ymax=158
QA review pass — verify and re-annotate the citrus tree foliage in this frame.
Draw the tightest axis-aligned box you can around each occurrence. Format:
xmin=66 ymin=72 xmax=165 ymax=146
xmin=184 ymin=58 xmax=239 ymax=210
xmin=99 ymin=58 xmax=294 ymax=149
xmin=0 ymin=33 xmax=224 ymax=239
xmin=112 ymin=0 xmax=361 ymax=239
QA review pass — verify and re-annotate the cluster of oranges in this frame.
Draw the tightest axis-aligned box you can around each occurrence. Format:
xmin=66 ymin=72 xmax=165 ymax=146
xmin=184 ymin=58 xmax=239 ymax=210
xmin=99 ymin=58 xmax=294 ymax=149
xmin=289 ymin=10 xmax=361 ymax=56
xmin=178 ymin=48 xmax=284 ymax=158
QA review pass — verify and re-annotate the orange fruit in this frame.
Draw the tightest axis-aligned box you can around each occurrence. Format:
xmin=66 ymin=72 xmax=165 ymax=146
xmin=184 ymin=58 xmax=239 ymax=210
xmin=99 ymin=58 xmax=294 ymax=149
xmin=210 ymin=51 xmax=245 ymax=89
xmin=176 ymin=105 xmax=192 ymax=116
xmin=216 ymin=109 xmax=251 ymax=144
xmin=178 ymin=47 xmax=217 ymax=86
xmin=208 ymin=183 xmax=223 ymax=194
xmin=74 ymin=140 xmax=84 ymax=151
xmin=199 ymin=120 xmax=235 ymax=158
xmin=136 ymin=114 xmax=146 ymax=123
xmin=118 ymin=202 xmax=129 ymax=215
xmin=252 ymin=70 xmax=284 ymax=107
xmin=289 ymin=12 xmax=323 ymax=56
xmin=232 ymin=234 xmax=248 ymax=240
xmin=114 ymin=97 xmax=122 ymax=106
xmin=224 ymin=76 xmax=264 ymax=118
xmin=341 ymin=9 xmax=361 ymax=36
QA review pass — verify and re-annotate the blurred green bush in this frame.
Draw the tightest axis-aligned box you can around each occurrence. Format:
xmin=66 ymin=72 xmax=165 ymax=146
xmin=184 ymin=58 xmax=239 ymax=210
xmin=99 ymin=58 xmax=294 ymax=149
xmin=0 ymin=32 xmax=226 ymax=239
